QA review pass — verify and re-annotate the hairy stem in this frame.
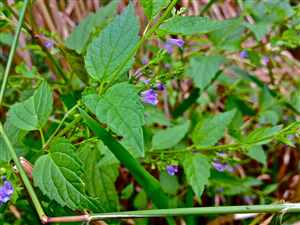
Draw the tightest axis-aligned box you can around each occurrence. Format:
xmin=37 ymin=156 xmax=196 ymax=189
xmin=0 ymin=0 xmax=30 ymax=105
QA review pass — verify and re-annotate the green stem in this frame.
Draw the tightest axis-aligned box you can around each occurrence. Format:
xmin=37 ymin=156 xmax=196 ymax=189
xmin=39 ymin=129 xmax=45 ymax=146
xmin=43 ymin=104 xmax=79 ymax=149
xmin=199 ymin=0 xmax=218 ymax=16
xmin=0 ymin=0 xmax=29 ymax=105
xmin=45 ymin=203 xmax=300 ymax=223
xmin=0 ymin=123 xmax=47 ymax=222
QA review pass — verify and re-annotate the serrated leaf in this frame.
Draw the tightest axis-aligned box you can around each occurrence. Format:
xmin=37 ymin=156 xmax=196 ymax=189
xmin=78 ymin=140 xmax=119 ymax=212
xmin=183 ymin=154 xmax=211 ymax=198
xmin=192 ymin=110 xmax=236 ymax=147
xmin=7 ymin=81 xmax=53 ymax=131
xmin=247 ymin=145 xmax=267 ymax=165
xmin=96 ymin=83 xmax=145 ymax=156
xmin=141 ymin=0 xmax=168 ymax=19
xmin=242 ymin=126 xmax=282 ymax=146
xmin=159 ymin=16 xmax=233 ymax=35
xmin=152 ymin=121 xmax=190 ymax=150
xmin=0 ymin=121 xmax=27 ymax=162
xmin=32 ymin=139 xmax=101 ymax=211
xmin=187 ymin=55 xmax=225 ymax=90
xmin=65 ymin=0 xmax=119 ymax=54
xmin=85 ymin=3 xmax=139 ymax=82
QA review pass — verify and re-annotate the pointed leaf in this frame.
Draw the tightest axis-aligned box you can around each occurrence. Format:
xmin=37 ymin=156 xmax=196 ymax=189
xmin=85 ymin=3 xmax=139 ymax=81
xmin=187 ymin=55 xmax=225 ymax=90
xmin=96 ymin=83 xmax=145 ymax=156
xmin=7 ymin=81 xmax=53 ymax=131
xmin=183 ymin=154 xmax=211 ymax=198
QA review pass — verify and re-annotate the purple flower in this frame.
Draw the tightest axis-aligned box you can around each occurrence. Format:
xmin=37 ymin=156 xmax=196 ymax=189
xmin=262 ymin=56 xmax=269 ymax=65
xmin=212 ymin=161 xmax=234 ymax=173
xmin=163 ymin=38 xmax=184 ymax=54
xmin=243 ymin=195 xmax=255 ymax=204
xmin=44 ymin=40 xmax=54 ymax=49
xmin=0 ymin=180 xmax=13 ymax=204
xmin=166 ymin=165 xmax=179 ymax=176
xmin=240 ymin=50 xmax=248 ymax=59
xmin=141 ymin=89 xmax=158 ymax=105
xmin=142 ymin=56 xmax=149 ymax=65
xmin=156 ymin=83 xmax=165 ymax=91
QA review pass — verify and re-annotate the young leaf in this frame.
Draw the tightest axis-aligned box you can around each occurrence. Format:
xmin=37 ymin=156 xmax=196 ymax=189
xmin=140 ymin=0 xmax=168 ymax=19
xmin=32 ymin=138 xmax=101 ymax=211
xmin=65 ymin=0 xmax=119 ymax=54
xmin=192 ymin=110 xmax=236 ymax=147
xmin=152 ymin=121 xmax=190 ymax=150
xmin=159 ymin=16 xmax=233 ymax=35
xmin=85 ymin=3 xmax=140 ymax=82
xmin=241 ymin=126 xmax=282 ymax=146
xmin=7 ymin=81 xmax=53 ymax=131
xmin=78 ymin=141 xmax=119 ymax=212
xmin=246 ymin=145 xmax=267 ymax=166
xmin=183 ymin=154 xmax=211 ymax=198
xmin=187 ymin=55 xmax=225 ymax=90
xmin=96 ymin=83 xmax=145 ymax=156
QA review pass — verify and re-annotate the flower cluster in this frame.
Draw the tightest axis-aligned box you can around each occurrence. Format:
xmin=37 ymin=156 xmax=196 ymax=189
xmin=141 ymin=83 xmax=165 ymax=105
xmin=0 ymin=177 xmax=13 ymax=205
xmin=212 ymin=161 xmax=234 ymax=173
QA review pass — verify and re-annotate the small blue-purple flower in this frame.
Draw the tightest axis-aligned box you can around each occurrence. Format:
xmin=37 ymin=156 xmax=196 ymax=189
xmin=240 ymin=50 xmax=248 ymax=59
xmin=44 ymin=40 xmax=54 ymax=49
xmin=156 ymin=83 xmax=165 ymax=91
xmin=142 ymin=56 xmax=149 ymax=65
xmin=141 ymin=89 xmax=158 ymax=105
xmin=0 ymin=180 xmax=13 ymax=204
xmin=163 ymin=38 xmax=184 ymax=54
xmin=212 ymin=161 xmax=234 ymax=173
xmin=166 ymin=165 xmax=179 ymax=176
xmin=262 ymin=56 xmax=269 ymax=65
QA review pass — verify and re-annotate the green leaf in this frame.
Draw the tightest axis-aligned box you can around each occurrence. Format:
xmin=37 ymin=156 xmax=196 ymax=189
xmin=159 ymin=16 xmax=233 ymax=35
xmin=96 ymin=83 xmax=145 ymax=156
xmin=141 ymin=0 xmax=168 ymax=19
xmin=192 ymin=110 xmax=236 ymax=147
xmin=246 ymin=145 xmax=267 ymax=166
xmin=0 ymin=121 xmax=26 ymax=162
xmin=183 ymin=154 xmax=211 ymax=198
xmin=32 ymin=138 xmax=100 ymax=211
xmin=65 ymin=0 xmax=119 ymax=54
xmin=160 ymin=171 xmax=179 ymax=195
xmin=152 ymin=121 xmax=190 ymax=150
xmin=244 ymin=22 xmax=270 ymax=41
xmin=7 ymin=81 xmax=53 ymax=131
xmin=187 ymin=55 xmax=225 ymax=90
xmin=78 ymin=141 xmax=119 ymax=212
xmin=85 ymin=3 xmax=140 ymax=82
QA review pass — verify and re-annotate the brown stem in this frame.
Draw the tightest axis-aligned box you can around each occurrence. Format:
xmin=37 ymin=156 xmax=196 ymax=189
xmin=46 ymin=214 xmax=89 ymax=223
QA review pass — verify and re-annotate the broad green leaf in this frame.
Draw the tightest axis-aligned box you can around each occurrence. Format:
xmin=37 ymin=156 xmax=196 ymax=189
xmin=160 ymin=171 xmax=179 ymax=195
xmin=159 ymin=16 xmax=233 ymax=35
xmin=7 ymin=81 xmax=53 ymax=131
xmin=192 ymin=110 xmax=235 ymax=147
xmin=152 ymin=121 xmax=190 ymax=150
xmin=187 ymin=55 xmax=225 ymax=90
xmin=32 ymin=139 xmax=101 ymax=211
xmin=145 ymin=106 xmax=171 ymax=126
xmin=246 ymin=145 xmax=267 ymax=166
xmin=85 ymin=3 xmax=140 ymax=82
xmin=0 ymin=121 xmax=26 ymax=162
xmin=78 ymin=141 xmax=119 ymax=212
xmin=65 ymin=0 xmax=119 ymax=54
xmin=96 ymin=83 xmax=145 ymax=156
xmin=183 ymin=154 xmax=211 ymax=198
xmin=134 ymin=190 xmax=148 ymax=209
xmin=141 ymin=0 xmax=168 ymax=19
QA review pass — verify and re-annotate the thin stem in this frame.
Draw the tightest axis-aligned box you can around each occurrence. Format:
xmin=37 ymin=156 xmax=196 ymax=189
xmin=0 ymin=0 xmax=30 ymax=105
xmin=0 ymin=123 xmax=47 ymax=223
xmin=39 ymin=129 xmax=45 ymax=146
xmin=43 ymin=104 xmax=79 ymax=149
xmin=45 ymin=203 xmax=300 ymax=223
xmin=108 ymin=0 xmax=179 ymax=86
xmin=199 ymin=0 xmax=218 ymax=16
